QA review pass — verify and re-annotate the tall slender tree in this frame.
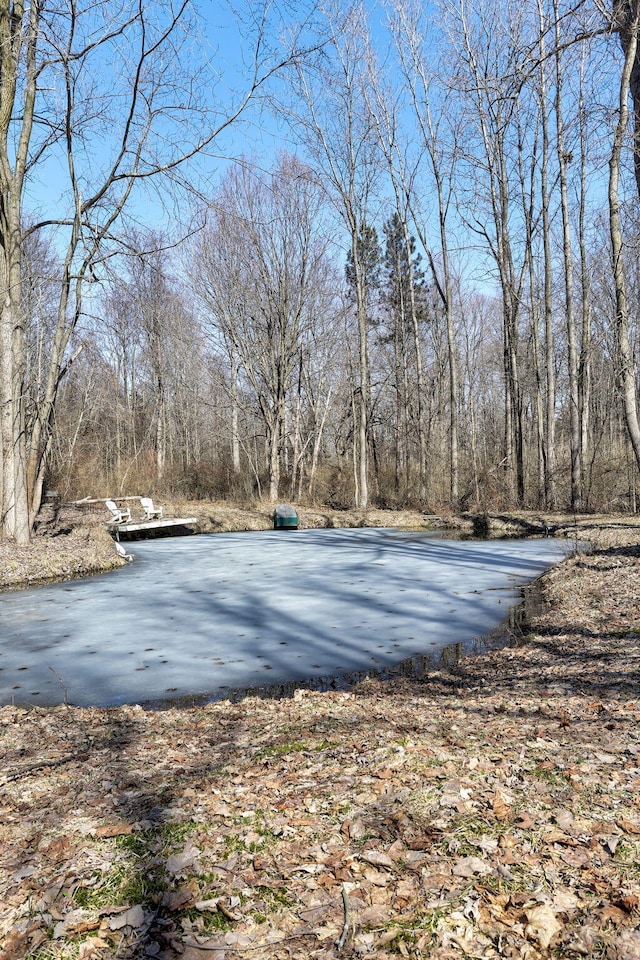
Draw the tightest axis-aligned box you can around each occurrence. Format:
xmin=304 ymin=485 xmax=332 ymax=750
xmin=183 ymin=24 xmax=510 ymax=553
xmin=284 ymin=1 xmax=381 ymax=508
xmin=609 ymin=0 xmax=640 ymax=474
xmin=0 ymin=0 xmax=316 ymax=541
xmin=381 ymin=212 xmax=428 ymax=496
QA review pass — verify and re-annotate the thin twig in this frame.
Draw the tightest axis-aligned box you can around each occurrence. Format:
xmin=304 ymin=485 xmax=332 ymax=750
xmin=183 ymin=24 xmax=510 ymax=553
xmin=181 ymin=933 xmax=316 ymax=952
xmin=334 ymin=884 xmax=350 ymax=952
xmin=2 ymin=754 xmax=84 ymax=784
xmin=49 ymin=666 xmax=69 ymax=706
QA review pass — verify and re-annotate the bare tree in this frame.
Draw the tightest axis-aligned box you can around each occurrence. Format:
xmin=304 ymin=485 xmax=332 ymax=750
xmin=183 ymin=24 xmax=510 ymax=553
xmin=534 ymin=0 xmax=558 ymax=508
xmin=609 ymin=0 xmax=640 ymax=472
xmin=0 ymin=0 xmax=316 ymax=542
xmin=361 ymin=48 xmax=427 ymax=499
xmin=195 ymin=155 xmax=334 ymax=502
xmin=281 ymin=1 xmax=381 ymax=509
xmin=616 ymin=0 xmax=640 ymax=195
xmin=550 ymin=0 xmax=582 ymax=509
xmin=446 ymin=0 xmax=533 ymax=504
xmin=386 ymin=0 xmax=462 ymax=506
xmin=103 ymin=235 xmax=202 ymax=483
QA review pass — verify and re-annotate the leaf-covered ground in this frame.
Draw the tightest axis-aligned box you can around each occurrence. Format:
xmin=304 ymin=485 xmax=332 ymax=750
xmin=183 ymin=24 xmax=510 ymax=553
xmin=2 ymin=515 xmax=640 ymax=959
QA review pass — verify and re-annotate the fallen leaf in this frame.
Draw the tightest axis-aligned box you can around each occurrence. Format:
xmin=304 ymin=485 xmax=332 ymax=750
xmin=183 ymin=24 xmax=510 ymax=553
xmin=360 ymin=904 xmax=392 ymax=926
xmin=552 ymin=888 xmax=581 ymax=912
xmin=615 ymin=930 xmax=640 ymax=960
xmin=514 ymin=812 xmax=535 ymax=829
xmin=298 ymin=902 xmax=334 ymax=923
xmin=600 ymin=904 xmax=628 ymax=926
xmin=570 ymin=924 xmax=598 ymax=955
xmin=360 ymin=850 xmax=395 ymax=870
xmin=183 ymin=943 xmax=227 ymax=959
xmin=452 ymin=856 xmax=492 ymax=878
xmin=77 ymin=938 xmax=110 ymax=960
xmin=162 ymin=888 xmax=196 ymax=911
xmin=544 ymin=827 xmax=576 ymax=845
xmin=342 ymin=817 xmax=367 ymax=840
xmin=555 ymin=809 xmax=575 ymax=832
xmin=53 ymin=911 xmax=102 ymax=939
xmin=525 ymin=904 xmax=562 ymax=949
xmin=617 ymin=818 xmax=640 ymax=835
xmin=108 ymin=905 xmax=145 ymax=930
xmin=165 ymin=840 xmax=201 ymax=877
xmin=94 ymin=822 xmax=133 ymax=838
xmin=492 ymin=791 xmax=513 ymax=822
xmin=615 ymin=894 xmax=640 ymax=913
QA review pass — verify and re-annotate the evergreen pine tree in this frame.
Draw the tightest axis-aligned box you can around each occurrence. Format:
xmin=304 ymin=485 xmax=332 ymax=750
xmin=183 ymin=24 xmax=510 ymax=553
xmin=381 ymin=212 xmax=427 ymax=340
xmin=345 ymin=222 xmax=382 ymax=326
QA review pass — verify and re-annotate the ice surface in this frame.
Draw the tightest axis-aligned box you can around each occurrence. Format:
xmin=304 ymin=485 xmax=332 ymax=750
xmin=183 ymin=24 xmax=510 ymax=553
xmin=0 ymin=529 xmax=571 ymax=707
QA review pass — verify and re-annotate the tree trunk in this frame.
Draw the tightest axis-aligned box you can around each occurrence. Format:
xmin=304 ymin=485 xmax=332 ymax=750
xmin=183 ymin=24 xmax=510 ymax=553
xmin=230 ymin=352 xmax=241 ymax=473
xmin=536 ymin=0 xmax=556 ymax=508
xmin=397 ymin=216 xmax=427 ymax=500
xmin=610 ymin=1 xmax=640 ymax=473
xmin=268 ymin=419 xmax=281 ymax=502
xmin=618 ymin=0 xmax=640 ymax=197
xmin=554 ymin=1 xmax=581 ymax=511
xmin=0 ymin=0 xmax=37 ymax=542
xmin=351 ymin=232 xmax=370 ymax=510
xmin=578 ymin=52 xmax=592 ymax=505
xmin=1 ymin=271 xmax=31 ymax=543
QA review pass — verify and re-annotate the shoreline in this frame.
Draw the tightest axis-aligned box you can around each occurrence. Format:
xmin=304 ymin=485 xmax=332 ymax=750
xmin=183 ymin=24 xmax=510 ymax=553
xmin=0 ymin=500 xmax=606 ymax=595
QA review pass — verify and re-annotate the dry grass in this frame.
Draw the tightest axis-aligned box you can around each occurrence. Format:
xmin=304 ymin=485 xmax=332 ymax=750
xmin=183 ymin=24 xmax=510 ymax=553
xmin=0 ymin=525 xmax=121 ymax=592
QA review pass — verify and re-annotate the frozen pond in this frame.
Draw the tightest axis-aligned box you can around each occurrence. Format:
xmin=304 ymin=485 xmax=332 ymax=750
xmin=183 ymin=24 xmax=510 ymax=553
xmin=0 ymin=529 xmax=571 ymax=708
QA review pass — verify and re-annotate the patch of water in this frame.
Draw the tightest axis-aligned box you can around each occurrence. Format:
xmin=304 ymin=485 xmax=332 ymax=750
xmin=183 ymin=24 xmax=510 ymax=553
xmin=141 ymin=579 xmax=549 ymax=709
xmin=0 ymin=529 xmax=571 ymax=708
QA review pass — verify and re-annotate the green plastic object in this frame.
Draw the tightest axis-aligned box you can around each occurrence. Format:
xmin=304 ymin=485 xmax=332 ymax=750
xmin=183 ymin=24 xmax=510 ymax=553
xmin=274 ymin=503 xmax=298 ymax=530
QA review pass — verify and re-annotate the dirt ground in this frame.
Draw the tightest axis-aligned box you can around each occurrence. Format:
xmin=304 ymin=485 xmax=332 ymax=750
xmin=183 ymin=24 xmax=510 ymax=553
xmin=1 ymin=506 xmax=640 ymax=959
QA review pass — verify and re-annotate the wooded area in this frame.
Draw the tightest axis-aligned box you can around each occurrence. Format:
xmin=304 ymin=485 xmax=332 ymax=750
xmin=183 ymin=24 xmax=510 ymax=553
xmin=3 ymin=0 xmax=640 ymax=542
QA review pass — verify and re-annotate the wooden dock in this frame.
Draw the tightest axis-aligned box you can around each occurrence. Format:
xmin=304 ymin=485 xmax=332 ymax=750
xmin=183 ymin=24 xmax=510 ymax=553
xmin=107 ymin=517 xmax=199 ymax=537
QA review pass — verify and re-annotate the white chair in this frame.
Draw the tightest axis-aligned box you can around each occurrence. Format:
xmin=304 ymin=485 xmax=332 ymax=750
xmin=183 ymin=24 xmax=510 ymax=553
xmin=105 ymin=499 xmax=131 ymax=523
xmin=141 ymin=497 xmax=163 ymax=520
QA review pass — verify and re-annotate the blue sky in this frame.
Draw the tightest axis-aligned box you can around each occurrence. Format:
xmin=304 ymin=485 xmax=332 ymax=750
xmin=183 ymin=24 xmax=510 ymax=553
xmin=21 ymin=0 xmax=626 ymax=302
